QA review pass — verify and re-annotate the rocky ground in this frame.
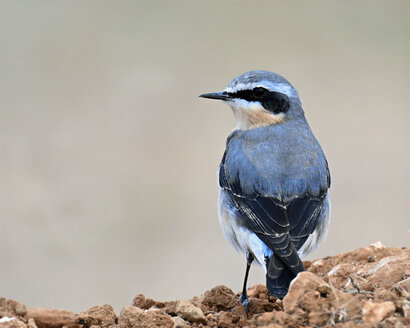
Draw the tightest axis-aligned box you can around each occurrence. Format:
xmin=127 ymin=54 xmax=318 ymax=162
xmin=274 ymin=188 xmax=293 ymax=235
xmin=0 ymin=242 xmax=409 ymax=328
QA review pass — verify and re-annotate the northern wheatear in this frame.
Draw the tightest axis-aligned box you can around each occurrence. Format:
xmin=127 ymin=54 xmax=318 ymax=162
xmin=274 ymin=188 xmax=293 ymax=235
xmin=200 ymin=70 xmax=331 ymax=310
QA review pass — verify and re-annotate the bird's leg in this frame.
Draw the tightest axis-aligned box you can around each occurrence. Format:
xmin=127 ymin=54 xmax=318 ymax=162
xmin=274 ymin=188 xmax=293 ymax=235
xmin=239 ymin=252 xmax=254 ymax=315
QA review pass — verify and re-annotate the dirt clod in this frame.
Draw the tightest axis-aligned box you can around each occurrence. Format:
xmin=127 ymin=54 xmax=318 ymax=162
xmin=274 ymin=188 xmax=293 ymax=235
xmin=170 ymin=316 xmax=189 ymax=328
xmin=175 ymin=300 xmax=206 ymax=324
xmin=0 ymin=299 xmax=27 ymax=319
xmin=362 ymin=300 xmax=396 ymax=322
xmin=199 ymin=285 xmax=238 ymax=311
xmin=1 ymin=243 xmax=408 ymax=328
xmin=0 ymin=318 xmax=27 ymax=328
xmin=76 ymin=305 xmax=117 ymax=328
xmin=26 ymin=307 xmax=79 ymax=328
xmin=132 ymin=296 xmax=157 ymax=311
xmin=118 ymin=306 xmax=173 ymax=328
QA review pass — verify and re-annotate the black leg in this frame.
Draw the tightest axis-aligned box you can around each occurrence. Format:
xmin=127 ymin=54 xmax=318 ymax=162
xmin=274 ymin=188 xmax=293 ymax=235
xmin=239 ymin=252 xmax=254 ymax=315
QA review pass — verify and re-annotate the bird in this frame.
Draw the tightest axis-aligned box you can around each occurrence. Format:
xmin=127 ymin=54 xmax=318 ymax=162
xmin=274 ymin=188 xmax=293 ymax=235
xmin=199 ymin=70 xmax=331 ymax=310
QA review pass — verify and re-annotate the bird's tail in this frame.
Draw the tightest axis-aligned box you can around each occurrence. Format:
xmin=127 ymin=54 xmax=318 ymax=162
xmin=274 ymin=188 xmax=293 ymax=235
xmin=265 ymin=254 xmax=302 ymax=299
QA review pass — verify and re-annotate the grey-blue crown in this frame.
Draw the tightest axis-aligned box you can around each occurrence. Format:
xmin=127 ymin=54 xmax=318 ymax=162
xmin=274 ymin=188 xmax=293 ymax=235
xmin=229 ymin=70 xmax=291 ymax=86
xmin=225 ymin=70 xmax=299 ymax=99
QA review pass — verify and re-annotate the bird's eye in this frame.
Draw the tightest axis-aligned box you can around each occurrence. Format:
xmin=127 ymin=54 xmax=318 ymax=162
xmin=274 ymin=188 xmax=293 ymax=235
xmin=252 ymin=87 xmax=268 ymax=98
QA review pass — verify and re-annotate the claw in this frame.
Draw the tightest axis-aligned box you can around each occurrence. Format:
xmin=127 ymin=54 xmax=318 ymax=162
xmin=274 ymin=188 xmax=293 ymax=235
xmin=239 ymin=294 xmax=250 ymax=316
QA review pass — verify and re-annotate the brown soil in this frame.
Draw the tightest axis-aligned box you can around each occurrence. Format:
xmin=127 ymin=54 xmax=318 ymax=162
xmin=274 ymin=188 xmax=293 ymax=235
xmin=1 ymin=242 xmax=409 ymax=328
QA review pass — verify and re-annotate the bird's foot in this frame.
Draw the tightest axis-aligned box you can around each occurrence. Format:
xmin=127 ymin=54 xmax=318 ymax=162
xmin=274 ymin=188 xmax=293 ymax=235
xmin=239 ymin=294 xmax=250 ymax=317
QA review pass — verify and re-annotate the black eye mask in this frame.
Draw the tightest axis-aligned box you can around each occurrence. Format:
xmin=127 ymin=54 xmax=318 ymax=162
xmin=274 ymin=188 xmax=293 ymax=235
xmin=228 ymin=87 xmax=290 ymax=114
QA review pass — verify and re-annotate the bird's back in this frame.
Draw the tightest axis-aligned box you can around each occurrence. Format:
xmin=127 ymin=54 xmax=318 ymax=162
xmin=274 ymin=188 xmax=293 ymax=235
xmin=222 ymin=117 xmax=330 ymax=203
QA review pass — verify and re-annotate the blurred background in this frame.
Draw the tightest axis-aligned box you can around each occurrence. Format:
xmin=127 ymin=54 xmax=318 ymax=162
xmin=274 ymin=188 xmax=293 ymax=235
xmin=0 ymin=0 xmax=409 ymax=313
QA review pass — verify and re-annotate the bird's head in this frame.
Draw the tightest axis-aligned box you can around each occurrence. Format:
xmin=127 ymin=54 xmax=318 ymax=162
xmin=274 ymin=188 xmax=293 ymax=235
xmin=200 ymin=70 xmax=303 ymax=130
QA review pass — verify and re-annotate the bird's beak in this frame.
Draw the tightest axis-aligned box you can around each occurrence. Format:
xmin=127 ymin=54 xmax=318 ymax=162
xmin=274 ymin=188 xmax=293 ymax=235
xmin=199 ymin=91 xmax=232 ymax=101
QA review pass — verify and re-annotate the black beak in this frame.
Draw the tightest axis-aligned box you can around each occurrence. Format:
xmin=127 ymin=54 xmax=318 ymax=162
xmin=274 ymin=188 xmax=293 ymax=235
xmin=199 ymin=91 xmax=232 ymax=100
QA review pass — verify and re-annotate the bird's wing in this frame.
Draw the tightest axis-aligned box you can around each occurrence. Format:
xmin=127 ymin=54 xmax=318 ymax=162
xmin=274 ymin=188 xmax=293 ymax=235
xmin=219 ymin=128 xmax=330 ymax=276
xmin=220 ymin=161 xmax=305 ymax=275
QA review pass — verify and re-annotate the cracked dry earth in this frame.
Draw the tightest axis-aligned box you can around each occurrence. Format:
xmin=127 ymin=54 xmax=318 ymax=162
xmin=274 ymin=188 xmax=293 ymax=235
xmin=1 ymin=242 xmax=409 ymax=328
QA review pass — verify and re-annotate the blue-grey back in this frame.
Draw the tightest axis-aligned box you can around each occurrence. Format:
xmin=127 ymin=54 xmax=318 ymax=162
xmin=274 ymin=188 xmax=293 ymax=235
xmin=222 ymin=117 xmax=330 ymax=203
